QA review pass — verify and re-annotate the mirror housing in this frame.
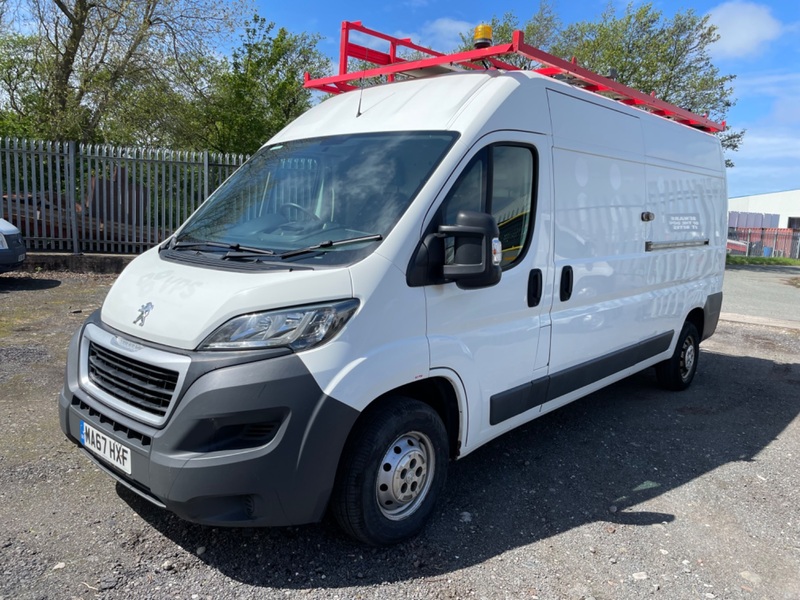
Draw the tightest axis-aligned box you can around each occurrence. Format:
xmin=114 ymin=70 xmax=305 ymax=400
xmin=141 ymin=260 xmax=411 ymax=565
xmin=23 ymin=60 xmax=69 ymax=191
xmin=440 ymin=210 xmax=502 ymax=288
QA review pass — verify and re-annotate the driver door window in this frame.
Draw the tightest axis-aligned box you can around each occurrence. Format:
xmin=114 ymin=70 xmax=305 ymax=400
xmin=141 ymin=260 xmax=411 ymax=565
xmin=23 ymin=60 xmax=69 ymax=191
xmin=440 ymin=144 xmax=536 ymax=267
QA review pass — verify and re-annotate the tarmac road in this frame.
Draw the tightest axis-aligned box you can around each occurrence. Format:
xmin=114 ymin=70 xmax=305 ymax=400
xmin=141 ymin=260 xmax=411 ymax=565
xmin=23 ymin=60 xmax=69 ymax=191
xmin=0 ymin=265 xmax=798 ymax=599
xmin=722 ymin=265 xmax=800 ymax=327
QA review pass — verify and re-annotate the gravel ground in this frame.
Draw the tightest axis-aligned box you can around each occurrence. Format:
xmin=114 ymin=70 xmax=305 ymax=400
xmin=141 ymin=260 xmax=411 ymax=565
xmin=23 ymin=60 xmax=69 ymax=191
xmin=1 ymin=268 xmax=799 ymax=600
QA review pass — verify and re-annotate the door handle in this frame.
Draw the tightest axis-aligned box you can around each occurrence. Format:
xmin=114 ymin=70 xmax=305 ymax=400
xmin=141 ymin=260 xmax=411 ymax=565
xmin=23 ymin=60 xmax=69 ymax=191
xmin=560 ymin=266 xmax=573 ymax=302
xmin=527 ymin=269 xmax=542 ymax=307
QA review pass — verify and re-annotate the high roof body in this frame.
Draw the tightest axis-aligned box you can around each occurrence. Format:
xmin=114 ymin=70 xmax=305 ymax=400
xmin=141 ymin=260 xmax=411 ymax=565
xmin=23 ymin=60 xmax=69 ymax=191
xmin=276 ymin=68 xmax=723 ymax=175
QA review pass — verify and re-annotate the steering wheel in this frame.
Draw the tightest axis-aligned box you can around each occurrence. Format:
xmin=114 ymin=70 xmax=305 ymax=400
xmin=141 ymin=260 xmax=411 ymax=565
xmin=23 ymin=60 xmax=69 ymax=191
xmin=279 ymin=202 xmax=320 ymax=221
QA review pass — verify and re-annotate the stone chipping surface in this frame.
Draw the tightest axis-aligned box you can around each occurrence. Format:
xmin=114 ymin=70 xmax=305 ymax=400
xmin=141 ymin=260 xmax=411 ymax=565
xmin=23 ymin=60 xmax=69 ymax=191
xmin=0 ymin=269 xmax=799 ymax=600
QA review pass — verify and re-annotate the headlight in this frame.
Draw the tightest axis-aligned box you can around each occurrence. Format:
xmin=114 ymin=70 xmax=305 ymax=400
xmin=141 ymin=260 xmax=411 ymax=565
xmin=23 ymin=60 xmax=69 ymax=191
xmin=0 ymin=234 xmax=7 ymax=250
xmin=198 ymin=299 xmax=359 ymax=351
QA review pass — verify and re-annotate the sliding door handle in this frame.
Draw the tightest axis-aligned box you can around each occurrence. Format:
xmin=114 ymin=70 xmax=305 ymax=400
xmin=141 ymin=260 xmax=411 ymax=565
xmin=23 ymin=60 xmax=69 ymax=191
xmin=560 ymin=266 xmax=573 ymax=302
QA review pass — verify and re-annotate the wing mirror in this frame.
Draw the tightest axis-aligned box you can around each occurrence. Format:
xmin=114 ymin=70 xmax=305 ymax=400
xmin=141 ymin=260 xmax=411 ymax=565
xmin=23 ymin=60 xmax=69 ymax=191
xmin=439 ymin=210 xmax=502 ymax=288
xmin=406 ymin=210 xmax=503 ymax=289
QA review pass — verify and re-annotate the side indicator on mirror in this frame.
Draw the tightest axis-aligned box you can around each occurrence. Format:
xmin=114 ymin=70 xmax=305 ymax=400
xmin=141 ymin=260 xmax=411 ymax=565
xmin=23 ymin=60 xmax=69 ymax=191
xmin=491 ymin=238 xmax=503 ymax=266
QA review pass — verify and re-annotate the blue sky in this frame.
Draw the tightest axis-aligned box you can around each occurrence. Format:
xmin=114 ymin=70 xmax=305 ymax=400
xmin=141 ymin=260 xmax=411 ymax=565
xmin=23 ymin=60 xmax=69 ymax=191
xmin=253 ymin=0 xmax=799 ymax=198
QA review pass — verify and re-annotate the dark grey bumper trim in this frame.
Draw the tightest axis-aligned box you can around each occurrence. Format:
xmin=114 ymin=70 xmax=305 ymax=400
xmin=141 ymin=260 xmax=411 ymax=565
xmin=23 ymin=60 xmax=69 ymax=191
xmin=703 ymin=291 xmax=723 ymax=340
xmin=490 ymin=331 xmax=674 ymax=426
xmin=80 ymin=448 xmax=166 ymax=508
xmin=60 ymin=321 xmax=360 ymax=527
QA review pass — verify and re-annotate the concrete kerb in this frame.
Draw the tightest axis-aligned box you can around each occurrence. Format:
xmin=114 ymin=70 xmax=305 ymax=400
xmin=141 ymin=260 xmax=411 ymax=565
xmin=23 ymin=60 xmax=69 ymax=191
xmin=21 ymin=252 xmax=135 ymax=274
xmin=719 ymin=313 xmax=800 ymax=332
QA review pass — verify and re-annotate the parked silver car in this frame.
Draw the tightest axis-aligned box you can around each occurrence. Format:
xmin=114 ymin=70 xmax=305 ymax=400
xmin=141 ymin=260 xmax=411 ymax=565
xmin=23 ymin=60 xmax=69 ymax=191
xmin=0 ymin=218 xmax=26 ymax=273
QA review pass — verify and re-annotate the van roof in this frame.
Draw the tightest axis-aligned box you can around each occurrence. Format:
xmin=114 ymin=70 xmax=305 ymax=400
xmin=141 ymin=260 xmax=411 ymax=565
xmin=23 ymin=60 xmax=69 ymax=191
xmin=276 ymin=68 xmax=721 ymax=153
xmin=277 ymin=70 xmax=544 ymax=142
xmin=275 ymin=66 xmax=724 ymax=174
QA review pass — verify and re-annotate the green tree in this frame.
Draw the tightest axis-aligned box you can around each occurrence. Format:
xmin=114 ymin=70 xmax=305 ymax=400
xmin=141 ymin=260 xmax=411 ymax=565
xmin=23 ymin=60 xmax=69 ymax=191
xmin=457 ymin=2 xmax=562 ymax=67
xmin=96 ymin=52 xmax=218 ymax=148
xmin=0 ymin=0 xmax=241 ymax=142
xmin=196 ymin=15 xmax=331 ymax=154
xmin=0 ymin=33 xmax=42 ymax=138
xmin=0 ymin=7 xmax=332 ymax=151
xmin=457 ymin=2 xmax=742 ymax=166
xmin=551 ymin=3 xmax=742 ymax=165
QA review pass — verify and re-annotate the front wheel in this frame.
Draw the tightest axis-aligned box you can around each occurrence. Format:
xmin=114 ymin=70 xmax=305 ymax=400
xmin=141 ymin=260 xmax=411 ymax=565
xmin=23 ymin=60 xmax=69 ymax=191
xmin=656 ymin=321 xmax=700 ymax=391
xmin=331 ymin=397 xmax=448 ymax=546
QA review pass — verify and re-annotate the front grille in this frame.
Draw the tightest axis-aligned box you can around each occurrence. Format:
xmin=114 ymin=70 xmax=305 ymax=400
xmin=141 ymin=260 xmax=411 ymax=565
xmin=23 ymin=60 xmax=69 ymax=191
xmin=88 ymin=342 xmax=179 ymax=418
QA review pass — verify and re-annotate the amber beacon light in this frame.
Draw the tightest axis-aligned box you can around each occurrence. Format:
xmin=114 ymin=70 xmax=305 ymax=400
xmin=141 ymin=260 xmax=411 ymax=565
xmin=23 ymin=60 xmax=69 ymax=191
xmin=473 ymin=24 xmax=493 ymax=49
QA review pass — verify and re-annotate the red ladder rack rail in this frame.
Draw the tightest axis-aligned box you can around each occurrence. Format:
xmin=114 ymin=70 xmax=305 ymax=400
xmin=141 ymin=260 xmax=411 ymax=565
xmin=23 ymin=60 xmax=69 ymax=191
xmin=304 ymin=21 xmax=725 ymax=133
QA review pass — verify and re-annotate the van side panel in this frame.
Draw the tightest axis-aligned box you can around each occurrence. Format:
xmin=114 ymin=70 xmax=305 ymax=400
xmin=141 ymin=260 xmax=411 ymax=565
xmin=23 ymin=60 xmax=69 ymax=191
xmin=641 ymin=116 xmax=727 ymax=342
xmin=543 ymin=87 xmax=725 ymax=412
xmin=547 ymin=90 xmax=654 ymax=375
xmin=642 ymin=166 xmax=726 ymax=337
xmin=642 ymin=116 xmax=725 ymax=172
xmin=546 ymin=90 xmax=645 ymax=157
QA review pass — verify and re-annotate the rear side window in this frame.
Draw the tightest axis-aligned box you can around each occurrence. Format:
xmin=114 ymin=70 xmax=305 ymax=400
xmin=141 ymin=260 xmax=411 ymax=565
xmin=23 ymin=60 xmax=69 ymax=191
xmin=439 ymin=144 xmax=537 ymax=267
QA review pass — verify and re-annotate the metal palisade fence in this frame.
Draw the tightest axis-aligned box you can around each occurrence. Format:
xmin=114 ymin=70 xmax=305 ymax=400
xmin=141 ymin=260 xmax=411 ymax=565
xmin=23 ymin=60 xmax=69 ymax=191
xmin=0 ymin=138 xmax=247 ymax=254
xmin=727 ymin=227 xmax=800 ymax=259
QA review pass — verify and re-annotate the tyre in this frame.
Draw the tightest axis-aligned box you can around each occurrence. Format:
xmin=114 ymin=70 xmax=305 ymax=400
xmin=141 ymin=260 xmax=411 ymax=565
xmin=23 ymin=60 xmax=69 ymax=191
xmin=656 ymin=321 xmax=700 ymax=391
xmin=332 ymin=397 xmax=449 ymax=546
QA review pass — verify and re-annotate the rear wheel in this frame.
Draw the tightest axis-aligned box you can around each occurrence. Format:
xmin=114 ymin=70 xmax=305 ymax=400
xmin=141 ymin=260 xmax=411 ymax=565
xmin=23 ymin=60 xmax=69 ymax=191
xmin=656 ymin=321 xmax=700 ymax=391
xmin=332 ymin=397 xmax=448 ymax=546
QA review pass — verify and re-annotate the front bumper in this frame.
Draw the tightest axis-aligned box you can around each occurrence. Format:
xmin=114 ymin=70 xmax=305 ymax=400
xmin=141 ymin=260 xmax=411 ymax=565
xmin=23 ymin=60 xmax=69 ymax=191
xmin=58 ymin=317 xmax=358 ymax=527
xmin=0 ymin=238 xmax=26 ymax=273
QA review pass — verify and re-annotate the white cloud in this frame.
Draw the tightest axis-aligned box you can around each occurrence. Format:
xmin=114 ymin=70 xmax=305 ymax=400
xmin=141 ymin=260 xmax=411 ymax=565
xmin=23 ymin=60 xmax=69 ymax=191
xmin=349 ymin=31 xmax=390 ymax=53
xmin=731 ymin=71 xmax=800 ymax=125
xmin=339 ymin=18 xmax=473 ymax=78
xmin=734 ymin=72 xmax=800 ymax=98
xmin=708 ymin=1 xmax=783 ymax=59
xmin=335 ymin=20 xmax=472 ymax=81
xmin=395 ymin=17 xmax=475 ymax=54
xmin=342 ymin=17 xmax=476 ymax=66
xmin=420 ymin=18 xmax=475 ymax=52
xmin=737 ymin=131 xmax=800 ymax=161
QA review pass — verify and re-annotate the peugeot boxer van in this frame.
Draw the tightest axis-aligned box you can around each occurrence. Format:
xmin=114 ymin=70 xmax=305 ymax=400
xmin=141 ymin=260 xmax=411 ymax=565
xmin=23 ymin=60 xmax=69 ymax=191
xmin=59 ymin=45 xmax=727 ymax=545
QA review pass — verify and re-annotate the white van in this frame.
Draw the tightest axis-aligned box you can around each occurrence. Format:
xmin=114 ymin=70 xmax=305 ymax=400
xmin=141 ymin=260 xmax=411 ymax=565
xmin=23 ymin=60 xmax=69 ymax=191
xmin=58 ymin=35 xmax=727 ymax=545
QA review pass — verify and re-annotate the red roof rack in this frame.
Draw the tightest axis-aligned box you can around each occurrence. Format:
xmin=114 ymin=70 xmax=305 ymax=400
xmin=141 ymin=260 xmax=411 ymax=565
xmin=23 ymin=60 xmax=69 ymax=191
xmin=304 ymin=21 xmax=725 ymax=133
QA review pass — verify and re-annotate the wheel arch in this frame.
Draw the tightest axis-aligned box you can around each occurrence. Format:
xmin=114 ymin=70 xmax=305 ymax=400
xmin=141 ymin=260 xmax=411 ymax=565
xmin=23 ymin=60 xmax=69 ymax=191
xmin=393 ymin=377 xmax=461 ymax=460
xmin=687 ymin=306 xmax=705 ymax=340
xmin=342 ymin=377 xmax=463 ymax=462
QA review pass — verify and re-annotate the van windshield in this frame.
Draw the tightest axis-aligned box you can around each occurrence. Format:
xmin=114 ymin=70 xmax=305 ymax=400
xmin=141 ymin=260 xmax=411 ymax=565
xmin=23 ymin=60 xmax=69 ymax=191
xmin=171 ymin=132 xmax=457 ymax=266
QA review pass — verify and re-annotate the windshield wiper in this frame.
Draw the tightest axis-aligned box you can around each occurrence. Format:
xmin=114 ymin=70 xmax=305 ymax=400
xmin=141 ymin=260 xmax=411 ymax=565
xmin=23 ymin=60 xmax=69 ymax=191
xmin=169 ymin=239 xmax=275 ymax=256
xmin=279 ymin=234 xmax=383 ymax=259
xmin=221 ymin=249 xmax=278 ymax=261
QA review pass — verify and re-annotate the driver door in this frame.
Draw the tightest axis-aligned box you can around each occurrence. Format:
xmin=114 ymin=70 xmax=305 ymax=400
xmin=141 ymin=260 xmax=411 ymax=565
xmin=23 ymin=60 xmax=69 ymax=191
xmin=424 ymin=132 xmax=553 ymax=452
